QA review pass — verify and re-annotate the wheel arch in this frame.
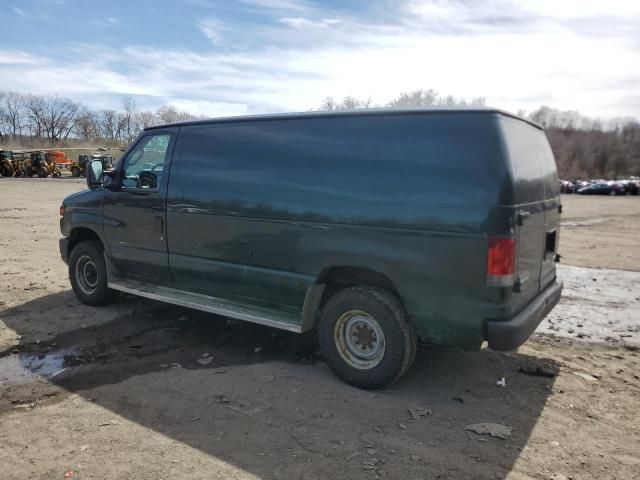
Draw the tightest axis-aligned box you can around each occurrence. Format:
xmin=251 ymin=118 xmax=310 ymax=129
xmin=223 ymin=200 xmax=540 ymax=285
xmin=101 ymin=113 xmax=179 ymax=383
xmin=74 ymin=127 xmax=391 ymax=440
xmin=68 ymin=227 xmax=104 ymax=256
xmin=301 ymin=265 xmax=403 ymax=332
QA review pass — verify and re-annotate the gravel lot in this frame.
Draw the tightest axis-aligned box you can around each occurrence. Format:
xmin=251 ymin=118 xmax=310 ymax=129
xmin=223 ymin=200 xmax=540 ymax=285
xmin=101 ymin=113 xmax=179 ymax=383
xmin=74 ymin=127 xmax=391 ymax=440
xmin=1 ymin=178 xmax=639 ymax=480
xmin=559 ymin=194 xmax=640 ymax=271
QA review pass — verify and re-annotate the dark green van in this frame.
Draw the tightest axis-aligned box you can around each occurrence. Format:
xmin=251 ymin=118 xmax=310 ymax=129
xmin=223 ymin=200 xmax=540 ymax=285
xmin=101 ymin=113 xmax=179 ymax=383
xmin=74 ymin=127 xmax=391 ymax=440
xmin=59 ymin=109 xmax=563 ymax=388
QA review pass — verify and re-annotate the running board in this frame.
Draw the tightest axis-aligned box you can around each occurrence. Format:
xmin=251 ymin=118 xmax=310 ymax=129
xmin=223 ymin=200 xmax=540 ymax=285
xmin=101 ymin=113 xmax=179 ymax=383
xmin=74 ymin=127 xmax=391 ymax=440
xmin=108 ymin=278 xmax=302 ymax=333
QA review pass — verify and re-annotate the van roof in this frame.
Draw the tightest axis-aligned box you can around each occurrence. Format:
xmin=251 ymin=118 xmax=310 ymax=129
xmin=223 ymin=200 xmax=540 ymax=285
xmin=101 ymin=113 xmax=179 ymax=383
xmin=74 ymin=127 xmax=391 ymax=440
xmin=144 ymin=107 xmax=543 ymax=131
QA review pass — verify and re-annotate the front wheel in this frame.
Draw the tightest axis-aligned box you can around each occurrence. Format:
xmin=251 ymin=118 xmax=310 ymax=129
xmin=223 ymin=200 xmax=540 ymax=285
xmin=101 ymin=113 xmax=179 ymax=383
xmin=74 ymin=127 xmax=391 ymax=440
xmin=318 ymin=286 xmax=417 ymax=389
xmin=69 ymin=241 xmax=114 ymax=306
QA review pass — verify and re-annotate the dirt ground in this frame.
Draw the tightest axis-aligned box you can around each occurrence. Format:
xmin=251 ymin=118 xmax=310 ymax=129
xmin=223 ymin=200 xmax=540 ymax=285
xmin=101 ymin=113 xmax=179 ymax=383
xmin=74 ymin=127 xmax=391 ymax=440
xmin=1 ymin=178 xmax=639 ymax=480
xmin=559 ymin=194 xmax=640 ymax=271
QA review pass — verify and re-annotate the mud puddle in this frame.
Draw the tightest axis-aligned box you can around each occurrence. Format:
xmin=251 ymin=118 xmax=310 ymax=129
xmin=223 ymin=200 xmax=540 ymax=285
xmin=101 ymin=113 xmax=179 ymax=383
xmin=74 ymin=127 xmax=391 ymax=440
xmin=537 ymin=264 xmax=640 ymax=346
xmin=1 ymin=305 xmax=317 ymax=392
xmin=0 ymin=348 xmax=80 ymax=386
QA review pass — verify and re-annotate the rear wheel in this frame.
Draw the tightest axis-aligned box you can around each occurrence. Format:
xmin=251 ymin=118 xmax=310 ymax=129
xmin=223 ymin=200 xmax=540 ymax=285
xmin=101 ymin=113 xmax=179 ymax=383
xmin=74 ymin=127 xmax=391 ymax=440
xmin=0 ymin=164 xmax=12 ymax=177
xmin=25 ymin=167 xmax=33 ymax=177
xmin=37 ymin=167 xmax=48 ymax=178
xmin=318 ymin=286 xmax=417 ymax=389
xmin=69 ymin=241 xmax=114 ymax=306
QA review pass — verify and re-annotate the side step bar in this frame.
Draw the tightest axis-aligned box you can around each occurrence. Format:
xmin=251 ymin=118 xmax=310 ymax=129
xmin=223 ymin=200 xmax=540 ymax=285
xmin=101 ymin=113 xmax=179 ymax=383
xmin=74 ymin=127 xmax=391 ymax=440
xmin=108 ymin=278 xmax=303 ymax=333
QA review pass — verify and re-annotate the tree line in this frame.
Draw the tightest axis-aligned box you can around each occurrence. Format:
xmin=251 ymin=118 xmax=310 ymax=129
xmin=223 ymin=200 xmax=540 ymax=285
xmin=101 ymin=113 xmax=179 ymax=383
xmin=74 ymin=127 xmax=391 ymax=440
xmin=1 ymin=89 xmax=638 ymax=178
xmin=527 ymin=106 xmax=640 ymax=179
xmin=0 ymin=91 xmax=199 ymax=145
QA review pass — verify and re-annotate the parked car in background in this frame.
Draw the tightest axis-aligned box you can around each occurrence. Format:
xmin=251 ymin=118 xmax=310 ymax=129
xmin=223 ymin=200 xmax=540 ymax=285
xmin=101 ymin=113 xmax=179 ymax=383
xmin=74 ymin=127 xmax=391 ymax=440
xmin=620 ymin=179 xmax=639 ymax=195
xmin=577 ymin=182 xmax=626 ymax=195
xmin=572 ymin=180 xmax=591 ymax=191
xmin=559 ymin=180 xmax=574 ymax=193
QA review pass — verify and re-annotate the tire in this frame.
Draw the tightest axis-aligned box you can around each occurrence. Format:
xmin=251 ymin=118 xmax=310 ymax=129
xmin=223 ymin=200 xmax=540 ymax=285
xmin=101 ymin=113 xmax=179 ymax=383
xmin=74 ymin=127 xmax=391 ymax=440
xmin=0 ymin=165 xmax=12 ymax=177
xmin=68 ymin=241 xmax=114 ymax=306
xmin=318 ymin=286 xmax=417 ymax=389
xmin=25 ymin=167 xmax=33 ymax=177
xmin=37 ymin=167 xmax=48 ymax=178
xmin=71 ymin=166 xmax=80 ymax=177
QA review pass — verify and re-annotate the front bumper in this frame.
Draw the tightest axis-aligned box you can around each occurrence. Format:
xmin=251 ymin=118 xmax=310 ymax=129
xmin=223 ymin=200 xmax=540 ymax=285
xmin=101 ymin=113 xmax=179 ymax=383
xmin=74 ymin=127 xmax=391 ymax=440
xmin=59 ymin=237 xmax=70 ymax=264
xmin=486 ymin=279 xmax=563 ymax=351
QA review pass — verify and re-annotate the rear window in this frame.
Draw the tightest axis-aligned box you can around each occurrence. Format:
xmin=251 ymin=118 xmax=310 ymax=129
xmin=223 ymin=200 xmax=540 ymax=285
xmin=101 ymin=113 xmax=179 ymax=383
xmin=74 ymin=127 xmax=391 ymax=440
xmin=499 ymin=117 xmax=559 ymax=203
xmin=170 ymin=113 xmax=506 ymax=227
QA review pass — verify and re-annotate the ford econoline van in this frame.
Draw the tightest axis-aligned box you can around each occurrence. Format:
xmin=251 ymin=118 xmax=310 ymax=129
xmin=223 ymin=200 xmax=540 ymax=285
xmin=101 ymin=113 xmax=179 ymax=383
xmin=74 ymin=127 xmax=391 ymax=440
xmin=59 ymin=109 xmax=563 ymax=388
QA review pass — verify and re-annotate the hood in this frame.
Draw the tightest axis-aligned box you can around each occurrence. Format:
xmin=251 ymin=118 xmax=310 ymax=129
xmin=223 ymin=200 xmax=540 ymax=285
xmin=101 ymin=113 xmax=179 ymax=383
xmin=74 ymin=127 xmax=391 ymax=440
xmin=63 ymin=188 xmax=103 ymax=208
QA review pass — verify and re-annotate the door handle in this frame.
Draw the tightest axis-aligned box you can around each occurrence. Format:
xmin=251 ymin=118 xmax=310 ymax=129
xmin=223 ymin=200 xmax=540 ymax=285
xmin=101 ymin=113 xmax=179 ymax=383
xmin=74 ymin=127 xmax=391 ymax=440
xmin=155 ymin=216 xmax=164 ymax=240
xmin=517 ymin=210 xmax=530 ymax=226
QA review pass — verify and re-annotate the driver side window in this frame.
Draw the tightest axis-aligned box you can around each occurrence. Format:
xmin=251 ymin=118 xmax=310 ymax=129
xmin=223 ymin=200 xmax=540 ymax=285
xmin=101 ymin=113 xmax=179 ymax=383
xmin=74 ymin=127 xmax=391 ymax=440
xmin=121 ymin=133 xmax=171 ymax=190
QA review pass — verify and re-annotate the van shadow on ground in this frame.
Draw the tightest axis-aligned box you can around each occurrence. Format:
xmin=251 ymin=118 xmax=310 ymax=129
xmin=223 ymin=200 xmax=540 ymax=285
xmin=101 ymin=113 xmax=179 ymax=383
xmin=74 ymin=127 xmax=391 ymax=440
xmin=1 ymin=291 xmax=558 ymax=479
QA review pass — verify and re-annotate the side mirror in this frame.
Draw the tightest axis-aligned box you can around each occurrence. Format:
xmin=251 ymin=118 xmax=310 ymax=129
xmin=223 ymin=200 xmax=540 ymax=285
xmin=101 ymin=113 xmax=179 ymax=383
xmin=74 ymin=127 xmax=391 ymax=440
xmin=87 ymin=159 xmax=103 ymax=189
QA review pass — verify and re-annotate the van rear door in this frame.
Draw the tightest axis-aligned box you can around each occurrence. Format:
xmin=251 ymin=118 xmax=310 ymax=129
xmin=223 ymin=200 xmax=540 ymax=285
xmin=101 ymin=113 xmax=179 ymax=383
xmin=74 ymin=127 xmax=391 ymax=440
xmin=499 ymin=117 xmax=560 ymax=307
xmin=538 ymin=140 xmax=561 ymax=289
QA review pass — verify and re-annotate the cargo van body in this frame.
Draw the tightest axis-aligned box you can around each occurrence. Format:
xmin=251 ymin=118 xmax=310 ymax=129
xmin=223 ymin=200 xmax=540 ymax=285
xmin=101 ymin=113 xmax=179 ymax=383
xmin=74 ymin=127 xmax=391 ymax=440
xmin=59 ymin=109 xmax=563 ymax=388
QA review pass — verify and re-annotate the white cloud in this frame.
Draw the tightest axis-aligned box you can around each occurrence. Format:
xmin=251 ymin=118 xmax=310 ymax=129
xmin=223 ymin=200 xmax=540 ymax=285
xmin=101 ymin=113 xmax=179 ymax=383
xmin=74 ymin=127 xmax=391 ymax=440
xmin=0 ymin=50 xmax=43 ymax=65
xmin=91 ymin=16 xmax=120 ymax=27
xmin=169 ymin=99 xmax=251 ymax=117
xmin=523 ymin=0 xmax=640 ymax=18
xmin=0 ymin=1 xmax=638 ymax=119
xmin=238 ymin=0 xmax=312 ymax=13
xmin=198 ymin=18 xmax=226 ymax=44
xmin=279 ymin=17 xmax=342 ymax=29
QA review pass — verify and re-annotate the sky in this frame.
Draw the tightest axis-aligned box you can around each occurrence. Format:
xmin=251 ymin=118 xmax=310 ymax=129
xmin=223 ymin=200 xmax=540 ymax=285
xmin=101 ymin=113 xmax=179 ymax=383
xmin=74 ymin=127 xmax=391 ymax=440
xmin=0 ymin=0 xmax=638 ymax=119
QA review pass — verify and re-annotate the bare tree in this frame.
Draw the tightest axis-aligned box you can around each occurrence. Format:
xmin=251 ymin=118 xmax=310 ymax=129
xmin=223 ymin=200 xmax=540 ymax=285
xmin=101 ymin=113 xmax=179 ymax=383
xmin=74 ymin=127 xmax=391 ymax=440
xmin=156 ymin=105 xmax=198 ymax=124
xmin=121 ymin=96 xmax=138 ymax=142
xmin=75 ymin=110 xmax=100 ymax=140
xmin=388 ymin=89 xmax=485 ymax=108
xmin=98 ymin=110 xmax=119 ymax=140
xmin=319 ymin=96 xmax=339 ymax=111
xmin=318 ymin=89 xmax=485 ymax=111
xmin=1 ymin=91 xmax=26 ymax=136
xmin=0 ymin=91 xmax=6 ymax=139
xmin=388 ymin=89 xmax=439 ymax=108
xmin=317 ymin=95 xmax=372 ymax=111
xmin=135 ymin=110 xmax=156 ymax=129
xmin=25 ymin=94 xmax=45 ymax=138
xmin=29 ymin=96 xmax=81 ymax=142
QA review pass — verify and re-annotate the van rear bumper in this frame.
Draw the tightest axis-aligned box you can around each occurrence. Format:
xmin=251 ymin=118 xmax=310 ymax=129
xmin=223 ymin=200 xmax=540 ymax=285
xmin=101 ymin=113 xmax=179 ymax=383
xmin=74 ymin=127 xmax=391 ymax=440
xmin=486 ymin=279 xmax=563 ymax=351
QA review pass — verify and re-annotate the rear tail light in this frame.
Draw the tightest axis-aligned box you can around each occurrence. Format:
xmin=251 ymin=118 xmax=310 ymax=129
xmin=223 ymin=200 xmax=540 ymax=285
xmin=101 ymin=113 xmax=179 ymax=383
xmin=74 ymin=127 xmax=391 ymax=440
xmin=487 ymin=236 xmax=516 ymax=287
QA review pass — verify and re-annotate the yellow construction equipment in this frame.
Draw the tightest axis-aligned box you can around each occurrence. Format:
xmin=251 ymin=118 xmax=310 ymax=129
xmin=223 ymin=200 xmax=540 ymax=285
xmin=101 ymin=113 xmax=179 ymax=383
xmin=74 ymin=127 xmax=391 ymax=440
xmin=21 ymin=151 xmax=62 ymax=178
xmin=0 ymin=150 xmax=15 ymax=177
xmin=70 ymin=153 xmax=114 ymax=177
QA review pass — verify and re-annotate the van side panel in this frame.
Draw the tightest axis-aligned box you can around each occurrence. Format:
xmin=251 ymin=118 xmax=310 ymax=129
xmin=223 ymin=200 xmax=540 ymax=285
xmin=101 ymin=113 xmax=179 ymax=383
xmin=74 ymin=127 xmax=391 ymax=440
xmin=167 ymin=113 xmax=508 ymax=348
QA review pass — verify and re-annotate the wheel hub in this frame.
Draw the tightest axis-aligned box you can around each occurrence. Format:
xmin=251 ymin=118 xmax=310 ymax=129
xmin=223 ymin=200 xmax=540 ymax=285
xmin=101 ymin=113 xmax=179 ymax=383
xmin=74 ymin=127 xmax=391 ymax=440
xmin=334 ymin=310 xmax=386 ymax=369
xmin=76 ymin=255 xmax=98 ymax=295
